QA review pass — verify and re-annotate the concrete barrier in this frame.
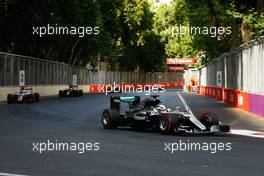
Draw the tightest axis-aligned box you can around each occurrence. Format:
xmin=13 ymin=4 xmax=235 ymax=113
xmin=197 ymin=86 xmax=264 ymax=119
xmin=249 ymin=93 xmax=264 ymax=118
xmin=0 ymin=82 xmax=183 ymax=102
xmin=0 ymin=85 xmax=90 ymax=102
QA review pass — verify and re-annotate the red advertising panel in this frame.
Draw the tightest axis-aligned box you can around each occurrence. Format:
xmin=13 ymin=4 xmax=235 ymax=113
xmin=166 ymin=58 xmax=196 ymax=65
xmin=168 ymin=66 xmax=185 ymax=71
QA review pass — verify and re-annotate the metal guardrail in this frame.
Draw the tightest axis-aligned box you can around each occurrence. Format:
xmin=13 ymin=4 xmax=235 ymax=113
xmin=0 ymin=52 xmax=183 ymax=86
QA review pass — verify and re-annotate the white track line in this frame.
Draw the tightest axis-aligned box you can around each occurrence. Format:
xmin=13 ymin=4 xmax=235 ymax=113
xmin=176 ymin=92 xmax=206 ymax=130
xmin=230 ymin=129 xmax=264 ymax=139
xmin=0 ymin=173 xmax=29 ymax=176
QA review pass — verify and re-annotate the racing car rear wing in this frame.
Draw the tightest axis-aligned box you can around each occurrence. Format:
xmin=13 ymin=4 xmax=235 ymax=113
xmin=110 ymin=96 xmax=140 ymax=112
xmin=20 ymin=86 xmax=33 ymax=92
xmin=21 ymin=86 xmax=32 ymax=90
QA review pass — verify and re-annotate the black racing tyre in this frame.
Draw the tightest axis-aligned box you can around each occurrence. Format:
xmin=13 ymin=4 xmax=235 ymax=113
xmin=7 ymin=94 xmax=13 ymax=104
xmin=34 ymin=93 xmax=40 ymax=102
xmin=59 ymin=90 xmax=63 ymax=97
xmin=63 ymin=90 xmax=68 ymax=96
xmin=102 ymin=109 xmax=120 ymax=129
xmin=78 ymin=90 xmax=83 ymax=96
xmin=159 ymin=114 xmax=178 ymax=135
xmin=198 ymin=112 xmax=219 ymax=131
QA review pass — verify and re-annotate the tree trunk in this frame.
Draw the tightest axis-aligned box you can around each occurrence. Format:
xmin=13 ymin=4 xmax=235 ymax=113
xmin=206 ymin=0 xmax=230 ymax=50
xmin=257 ymin=0 xmax=264 ymax=13
xmin=72 ymin=48 xmax=83 ymax=65
xmin=69 ymin=38 xmax=81 ymax=64
xmin=241 ymin=22 xmax=252 ymax=44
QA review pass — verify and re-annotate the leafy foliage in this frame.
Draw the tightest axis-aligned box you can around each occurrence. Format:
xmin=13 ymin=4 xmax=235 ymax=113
xmin=0 ymin=0 xmax=263 ymax=70
xmin=153 ymin=0 xmax=264 ymax=67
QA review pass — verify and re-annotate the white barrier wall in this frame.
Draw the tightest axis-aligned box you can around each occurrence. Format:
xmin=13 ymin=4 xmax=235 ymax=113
xmin=199 ymin=36 xmax=264 ymax=94
xmin=0 ymin=52 xmax=183 ymax=87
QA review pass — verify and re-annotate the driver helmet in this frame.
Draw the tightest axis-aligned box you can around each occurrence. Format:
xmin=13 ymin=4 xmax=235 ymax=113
xmin=157 ymin=105 xmax=166 ymax=112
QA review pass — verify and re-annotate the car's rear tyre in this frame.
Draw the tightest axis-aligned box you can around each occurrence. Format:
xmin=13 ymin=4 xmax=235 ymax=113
xmin=34 ymin=93 xmax=40 ymax=102
xmin=102 ymin=109 xmax=120 ymax=129
xmin=198 ymin=112 xmax=219 ymax=131
xmin=59 ymin=90 xmax=63 ymax=97
xmin=7 ymin=94 xmax=13 ymax=104
xmin=159 ymin=114 xmax=178 ymax=135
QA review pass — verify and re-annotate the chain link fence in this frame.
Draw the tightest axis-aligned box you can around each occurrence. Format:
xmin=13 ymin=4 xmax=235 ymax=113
xmin=199 ymin=36 xmax=264 ymax=94
xmin=0 ymin=52 xmax=183 ymax=86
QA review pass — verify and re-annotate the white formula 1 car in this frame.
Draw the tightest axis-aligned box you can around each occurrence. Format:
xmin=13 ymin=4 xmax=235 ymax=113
xmin=7 ymin=86 xmax=40 ymax=104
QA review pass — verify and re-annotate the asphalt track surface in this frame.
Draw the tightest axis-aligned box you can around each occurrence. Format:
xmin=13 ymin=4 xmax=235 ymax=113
xmin=0 ymin=90 xmax=264 ymax=176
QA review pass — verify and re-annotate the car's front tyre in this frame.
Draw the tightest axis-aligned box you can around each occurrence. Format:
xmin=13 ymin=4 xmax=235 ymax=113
xmin=198 ymin=112 xmax=219 ymax=131
xmin=58 ymin=90 xmax=64 ymax=97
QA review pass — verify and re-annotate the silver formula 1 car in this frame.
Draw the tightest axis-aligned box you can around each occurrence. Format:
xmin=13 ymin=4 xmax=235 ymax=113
xmin=101 ymin=95 xmax=230 ymax=135
xmin=7 ymin=86 xmax=40 ymax=104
